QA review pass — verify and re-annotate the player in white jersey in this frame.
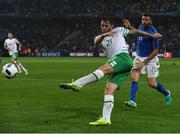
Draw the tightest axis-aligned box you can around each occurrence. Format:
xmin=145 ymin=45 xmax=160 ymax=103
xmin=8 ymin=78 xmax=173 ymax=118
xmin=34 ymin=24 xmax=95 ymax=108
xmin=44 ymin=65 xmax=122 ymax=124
xmin=59 ymin=18 xmax=162 ymax=125
xmin=4 ymin=32 xmax=28 ymax=75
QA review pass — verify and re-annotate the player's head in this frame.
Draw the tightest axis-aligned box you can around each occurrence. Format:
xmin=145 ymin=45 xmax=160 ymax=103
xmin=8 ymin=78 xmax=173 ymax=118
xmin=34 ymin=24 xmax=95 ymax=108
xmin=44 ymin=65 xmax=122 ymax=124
xmin=8 ymin=32 xmax=13 ymax=39
xmin=141 ymin=14 xmax=152 ymax=27
xmin=100 ymin=17 xmax=114 ymax=33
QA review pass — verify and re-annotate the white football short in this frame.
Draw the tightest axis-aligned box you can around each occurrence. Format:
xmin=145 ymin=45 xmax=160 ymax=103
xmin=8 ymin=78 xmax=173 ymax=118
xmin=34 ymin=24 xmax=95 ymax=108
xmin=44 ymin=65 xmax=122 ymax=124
xmin=132 ymin=52 xmax=137 ymax=58
xmin=132 ymin=56 xmax=160 ymax=78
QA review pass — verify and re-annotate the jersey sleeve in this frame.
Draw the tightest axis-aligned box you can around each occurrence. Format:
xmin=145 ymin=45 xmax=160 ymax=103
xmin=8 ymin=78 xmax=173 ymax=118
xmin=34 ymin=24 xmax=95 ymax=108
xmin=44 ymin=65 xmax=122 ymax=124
xmin=94 ymin=35 xmax=102 ymax=45
xmin=151 ymin=26 xmax=160 ymax=49
xmin=112 ymin=27 xmax=129 ymax=37
xmin=15 ymin=39 xmax=20 ymax=44
xmin=4 ymin=40 xmax=7 ymax=47
xmin=150 ymin=26 xmax=158 ymax=34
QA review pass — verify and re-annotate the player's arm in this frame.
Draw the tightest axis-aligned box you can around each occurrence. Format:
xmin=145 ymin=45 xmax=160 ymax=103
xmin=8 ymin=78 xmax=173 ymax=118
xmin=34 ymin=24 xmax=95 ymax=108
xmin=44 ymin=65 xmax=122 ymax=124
xmin=123 ymin=19 xmax=162 ymax=38
xmin=138 ymin=39 xmax=160 ymax=69
xmin=144 ymin=48 xmax=158 ymax=64
xmin=138 ymin=48 xmax=158 ymax=69
xmin=129 ymin=28 xmax=162 ymax=38
xmin=94 ymin=31 xmax=115 ymax=46
xmin=144 ymin=38 xmax=160 ymax=64
xmin=16 ymin=39 xmax=22 ymax=51
xmin=4 ymin=41 xmax=10 ymax=51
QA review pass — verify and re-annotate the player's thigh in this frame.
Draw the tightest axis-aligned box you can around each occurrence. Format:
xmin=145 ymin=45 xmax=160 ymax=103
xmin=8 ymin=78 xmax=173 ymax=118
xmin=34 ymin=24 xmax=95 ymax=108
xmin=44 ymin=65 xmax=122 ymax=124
xmin=147 ymin=62 xmax=159 ymax=78
xmin=107 ymin=53 xmax=133 ymax=73
xmin=108 ymin=71 xmax=130 ymax=89
xmin=98 ymin=64 xmax=114 ymax=74
xmin=104 ymin=82 xmax=118 ymax=95
xmin=131 ymin=58 xmax=139 ymax=71
xmin=132 ymin=57 xmax=147 ymax=73
xmin=11 ymin=53 xmax=18 ymax=61
xmin=131 ymin=58 xmax=147 ymax=81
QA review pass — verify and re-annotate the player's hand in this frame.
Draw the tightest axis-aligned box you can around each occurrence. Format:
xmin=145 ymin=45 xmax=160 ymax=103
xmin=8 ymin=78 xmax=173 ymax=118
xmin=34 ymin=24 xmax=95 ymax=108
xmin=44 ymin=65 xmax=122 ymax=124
xmin=138 ymin=61 xmax=145 ymax=70
xmin=152 ymin=33 xmax=163 ymax=38
xmin=19 ymin=47 xmax=21 ymax=51
xmin=122 ymin=19 xmax=131 ymax=28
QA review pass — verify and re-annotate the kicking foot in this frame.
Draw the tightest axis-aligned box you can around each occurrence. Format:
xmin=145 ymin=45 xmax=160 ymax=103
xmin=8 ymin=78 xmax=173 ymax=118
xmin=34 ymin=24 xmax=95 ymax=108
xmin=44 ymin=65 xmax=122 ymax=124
xmin=59 ymin=82 xmax=81 ymax=91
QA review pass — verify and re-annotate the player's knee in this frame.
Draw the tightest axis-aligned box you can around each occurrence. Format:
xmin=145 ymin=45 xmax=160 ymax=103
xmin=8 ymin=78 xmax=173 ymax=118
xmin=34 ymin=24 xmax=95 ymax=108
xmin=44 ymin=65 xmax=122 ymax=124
xmin=98 ymin=64 xmax=113 ymax=74
xmin=131 ymin=76 xmax=138 ymax=81
xmin=104 ymin=83 xmax=118 ymax=95
xmin=148 ymin=81 xmax=156 ymax=88
xmin=105 ymin=86 xmax=114 ymax=95
xmin=131 ymin=70 xmax=140 ymax=81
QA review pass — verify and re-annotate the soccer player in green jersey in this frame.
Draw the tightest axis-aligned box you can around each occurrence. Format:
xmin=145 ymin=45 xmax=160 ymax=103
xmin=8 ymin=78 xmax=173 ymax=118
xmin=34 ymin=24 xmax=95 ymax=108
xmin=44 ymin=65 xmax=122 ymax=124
xmin=59 ymin=18 xmax=162 ymax=126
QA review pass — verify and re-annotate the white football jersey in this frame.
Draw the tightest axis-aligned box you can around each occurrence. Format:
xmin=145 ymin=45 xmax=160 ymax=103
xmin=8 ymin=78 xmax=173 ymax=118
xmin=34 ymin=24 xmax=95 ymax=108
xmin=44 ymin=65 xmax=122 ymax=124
xmin=4 ymin=38 xmax=20 ymax=55
xmin=101 ymin=27 xmax=129 ymax=58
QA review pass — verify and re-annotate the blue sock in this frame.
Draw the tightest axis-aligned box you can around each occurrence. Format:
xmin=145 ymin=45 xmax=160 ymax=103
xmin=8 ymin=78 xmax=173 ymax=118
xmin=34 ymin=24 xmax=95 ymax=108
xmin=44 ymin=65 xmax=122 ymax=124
xmin=130 ymin=81 xmax=139 ymax=102
xmin=155 ymin=83 xmax=169 ymax=96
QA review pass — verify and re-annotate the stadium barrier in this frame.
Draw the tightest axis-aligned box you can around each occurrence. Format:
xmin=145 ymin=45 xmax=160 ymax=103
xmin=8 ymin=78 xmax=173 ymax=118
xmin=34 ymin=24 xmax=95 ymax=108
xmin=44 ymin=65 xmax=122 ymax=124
xmin=41 ymin=52 xmax=61 ymax=57
xmin=69 ymin=53 xmax=93 ymax=56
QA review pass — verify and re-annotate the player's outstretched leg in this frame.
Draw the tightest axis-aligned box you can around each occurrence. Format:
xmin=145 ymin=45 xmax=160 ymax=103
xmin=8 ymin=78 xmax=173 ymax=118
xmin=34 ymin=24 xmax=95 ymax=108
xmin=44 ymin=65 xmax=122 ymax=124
xmin=59 ymin=69 xmax=104 ymax=91
xmin=12 ymin=59 xmax=22 ymax=74
xmin=18 ymin=61 xmax=28 ymax=75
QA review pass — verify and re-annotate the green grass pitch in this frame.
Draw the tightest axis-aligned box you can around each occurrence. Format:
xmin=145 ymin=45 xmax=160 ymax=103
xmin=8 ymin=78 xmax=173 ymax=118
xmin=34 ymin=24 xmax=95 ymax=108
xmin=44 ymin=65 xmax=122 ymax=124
xmin=0 ymin=57 xmax=180 ymax=132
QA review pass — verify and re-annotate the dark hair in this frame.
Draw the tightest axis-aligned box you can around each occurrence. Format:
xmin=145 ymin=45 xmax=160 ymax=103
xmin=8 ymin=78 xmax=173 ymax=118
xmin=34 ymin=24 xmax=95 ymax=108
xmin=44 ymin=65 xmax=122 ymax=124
xmin=101 ymin=17 xmax=114 ymax=24
xmin=142 ymin=14 xmax=152 ymax=19
xmin=8 ymin=31 xmax=13 ymax=34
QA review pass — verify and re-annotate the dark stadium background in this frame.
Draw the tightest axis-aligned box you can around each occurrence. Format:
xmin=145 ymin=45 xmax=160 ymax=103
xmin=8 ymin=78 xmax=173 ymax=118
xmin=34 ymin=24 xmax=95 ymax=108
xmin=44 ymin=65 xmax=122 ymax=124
xmin=0 ymin=0 xmax=180 ymax=133
xmin=0 ymin=0 xmax=179 ymax=57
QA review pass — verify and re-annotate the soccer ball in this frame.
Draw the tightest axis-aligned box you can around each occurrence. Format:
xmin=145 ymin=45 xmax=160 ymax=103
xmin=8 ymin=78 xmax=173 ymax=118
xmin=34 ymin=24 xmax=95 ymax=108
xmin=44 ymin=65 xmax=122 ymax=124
xmin=2 ymin=63 xmax=18 ymax=79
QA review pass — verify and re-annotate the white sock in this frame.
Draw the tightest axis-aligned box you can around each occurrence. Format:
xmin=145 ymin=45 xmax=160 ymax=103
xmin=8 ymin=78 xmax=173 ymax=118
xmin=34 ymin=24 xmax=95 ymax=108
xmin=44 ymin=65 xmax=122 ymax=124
xmin=103 ymin=95 xmax=114 ymax=121
xmin=19 ymin=63 xmax=26 ymax=72
xmin=75 ymin=69 xmax=104 ymax=86
xmin=14 ymin=62 xmax=21 ymax=72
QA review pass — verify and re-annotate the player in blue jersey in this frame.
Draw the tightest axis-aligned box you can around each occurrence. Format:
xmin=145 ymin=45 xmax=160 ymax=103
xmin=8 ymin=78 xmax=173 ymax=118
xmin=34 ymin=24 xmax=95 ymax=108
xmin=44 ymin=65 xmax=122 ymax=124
xmin=123 ymin=15 xmax=172 ymax=108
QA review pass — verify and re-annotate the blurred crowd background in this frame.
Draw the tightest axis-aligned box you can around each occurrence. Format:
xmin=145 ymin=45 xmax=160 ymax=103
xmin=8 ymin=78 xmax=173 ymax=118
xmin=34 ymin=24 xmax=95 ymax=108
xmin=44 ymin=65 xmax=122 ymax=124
xmin=0 ymin=0 xmax=179 ymax=57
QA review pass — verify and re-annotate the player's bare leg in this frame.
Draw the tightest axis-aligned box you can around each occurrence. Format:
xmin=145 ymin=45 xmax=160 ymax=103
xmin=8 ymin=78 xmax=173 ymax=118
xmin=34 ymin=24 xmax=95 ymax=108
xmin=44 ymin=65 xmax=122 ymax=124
xmin=148 ymin=77 xmax=172 ymax=106
xmin=16 ymin=60 xmax=28 ymax=75
xmin=59 ymin=64 xmax=114 ymax=91
xmin=11 ymin=58 xmax=22 ymax=74
xmin=89 ymin=82 xmax=117 ymax=126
